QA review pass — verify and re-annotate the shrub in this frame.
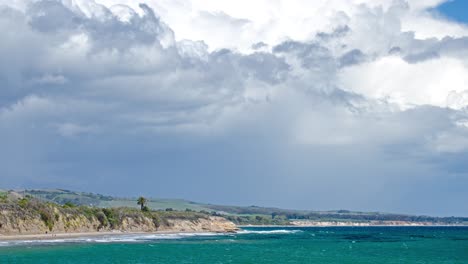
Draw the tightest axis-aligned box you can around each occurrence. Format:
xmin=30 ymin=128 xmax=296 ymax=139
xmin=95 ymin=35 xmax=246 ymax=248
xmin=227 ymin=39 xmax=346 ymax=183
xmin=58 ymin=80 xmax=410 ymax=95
xmin=63 ymin=202 xmax=76 ymax=208
xmin=0 ymin=192 xmax=7 ymax=203
xmin=210 ymin=211 xmax=221 ymax=216
xmin=151 ymin=214 xmax=161 ymax=228
xmin=18 ymin=198 xmax=29 ymax=208
xmin=102 ymin=208 xmax=119 ymax=229
xmin=39 ymin=209 xmax=54 ymax=231
xmin=95 ymin=211 xmax=109 ymax=229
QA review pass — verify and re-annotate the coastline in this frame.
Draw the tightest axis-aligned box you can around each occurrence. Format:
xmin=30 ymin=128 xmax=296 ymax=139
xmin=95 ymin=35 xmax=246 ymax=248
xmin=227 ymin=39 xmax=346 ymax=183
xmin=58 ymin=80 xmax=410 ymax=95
xmin=0 ymin=231 xmax=128 ymax=241
xmin=0 ymin=230 xmax=232 ymax=242
xmin=3 ymin=224 xmax=467 ymax=242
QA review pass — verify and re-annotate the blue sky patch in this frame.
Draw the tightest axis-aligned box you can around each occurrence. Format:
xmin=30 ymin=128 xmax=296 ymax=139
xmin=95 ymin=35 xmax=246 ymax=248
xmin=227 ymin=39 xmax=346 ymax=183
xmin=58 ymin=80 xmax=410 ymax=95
xmin=436 ymin=0 xmax=468 ymax=23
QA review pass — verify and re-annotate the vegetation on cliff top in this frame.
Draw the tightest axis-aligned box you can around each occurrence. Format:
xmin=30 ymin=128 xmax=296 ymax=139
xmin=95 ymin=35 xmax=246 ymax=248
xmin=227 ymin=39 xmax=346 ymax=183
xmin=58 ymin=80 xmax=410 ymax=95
xmin=0 ymin=194 xmax=214 ymax=233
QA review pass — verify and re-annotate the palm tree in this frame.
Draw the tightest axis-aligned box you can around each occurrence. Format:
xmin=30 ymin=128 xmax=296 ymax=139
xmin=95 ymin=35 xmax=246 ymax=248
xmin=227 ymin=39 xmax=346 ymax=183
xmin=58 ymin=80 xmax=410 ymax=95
xmin=137 ymin=196 xmax=147 ymax=211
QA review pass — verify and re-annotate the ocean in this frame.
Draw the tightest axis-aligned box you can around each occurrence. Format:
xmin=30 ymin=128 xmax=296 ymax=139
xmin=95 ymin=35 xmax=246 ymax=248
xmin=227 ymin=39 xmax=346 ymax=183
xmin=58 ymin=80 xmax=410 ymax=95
xmin=1 ymin=226 xmax=467 ymax=263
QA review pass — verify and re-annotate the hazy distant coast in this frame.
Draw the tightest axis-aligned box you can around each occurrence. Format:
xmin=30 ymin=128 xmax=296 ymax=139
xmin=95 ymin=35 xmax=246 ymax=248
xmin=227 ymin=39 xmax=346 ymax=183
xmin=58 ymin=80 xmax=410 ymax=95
xmin=290 ymin=220 xmax=465 ymax=227
xmin=239 ymin=221 xmax=466 ymax=228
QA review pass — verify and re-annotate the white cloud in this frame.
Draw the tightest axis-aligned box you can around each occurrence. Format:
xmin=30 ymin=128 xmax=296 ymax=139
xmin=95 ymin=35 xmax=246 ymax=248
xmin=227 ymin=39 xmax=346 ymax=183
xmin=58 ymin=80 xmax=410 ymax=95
xmin=56 ymin=122 xmax=98 ymax=137
xmin=83 ymin=0 xmax=468 ymax=51
xmin=403 ymin=11 xmax=468 ymax=39
xmin=339 ymin=56 xmax=468 ymax=109
xmin=31 ymin=74 xmax=68 ymax=85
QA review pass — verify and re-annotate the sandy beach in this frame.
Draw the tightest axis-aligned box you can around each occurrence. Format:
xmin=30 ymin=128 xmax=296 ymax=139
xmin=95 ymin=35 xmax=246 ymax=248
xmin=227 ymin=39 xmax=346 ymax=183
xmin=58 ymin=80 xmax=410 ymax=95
xmin=0 ymin=231 xmax=140 ymax=241
xmin=0 ymin=230 xmax=225 ymax=241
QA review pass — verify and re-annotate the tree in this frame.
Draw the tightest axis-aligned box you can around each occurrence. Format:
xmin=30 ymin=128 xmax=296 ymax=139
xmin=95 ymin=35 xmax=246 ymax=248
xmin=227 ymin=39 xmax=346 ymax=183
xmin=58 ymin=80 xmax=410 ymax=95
xmin=271 ymin=212 xmax=278 ymax=219
xmin=137 ymin=196 xmax=147 ymax=211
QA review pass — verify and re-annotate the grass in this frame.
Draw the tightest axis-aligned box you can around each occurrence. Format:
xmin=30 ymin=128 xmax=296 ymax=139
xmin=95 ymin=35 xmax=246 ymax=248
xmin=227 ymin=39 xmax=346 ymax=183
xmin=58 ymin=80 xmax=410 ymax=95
xmin=100 ymin=199 xmax=208 ymax=211
xmin=225 ymin=214 xmax=291 ymax=225
xmin=21 ymin=189 xmax=208 ymax=211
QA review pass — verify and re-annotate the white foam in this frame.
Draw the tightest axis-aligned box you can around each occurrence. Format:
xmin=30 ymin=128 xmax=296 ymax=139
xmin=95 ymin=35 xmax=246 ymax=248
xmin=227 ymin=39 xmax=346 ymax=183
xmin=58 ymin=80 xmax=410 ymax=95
xmin=0 ymin=232 xmax=223 ymax=247
xmin=236 ymin=229 xmax=302 ymax=235
xmin=0 ymin=230 xmax=300 ymax=247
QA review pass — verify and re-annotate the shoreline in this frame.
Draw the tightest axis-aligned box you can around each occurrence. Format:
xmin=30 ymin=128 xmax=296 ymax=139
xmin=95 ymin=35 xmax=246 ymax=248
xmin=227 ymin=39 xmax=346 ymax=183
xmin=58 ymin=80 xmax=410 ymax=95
xmin=0 ymin=230 xmax=230 ymax=242
xmin=3 ymin=224 xmax=467 ymax=242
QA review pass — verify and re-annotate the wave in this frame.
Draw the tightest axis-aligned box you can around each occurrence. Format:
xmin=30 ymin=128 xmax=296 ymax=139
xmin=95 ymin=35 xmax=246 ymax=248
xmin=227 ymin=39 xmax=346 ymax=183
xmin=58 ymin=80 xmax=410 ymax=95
xmin=236 ymin=229 xmax=302 ymax=235
xmin=0 ymin=242 xmax=9 ymax=247
xmin=0 ymin=230 xmax=301 ymax=247
xmin=0 ymin=232 xmax=223 ymax=247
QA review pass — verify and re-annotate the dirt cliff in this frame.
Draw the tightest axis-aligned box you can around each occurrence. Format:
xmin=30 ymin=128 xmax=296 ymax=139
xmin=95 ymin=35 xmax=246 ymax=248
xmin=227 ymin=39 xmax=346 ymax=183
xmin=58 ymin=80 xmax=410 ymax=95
xmin=0 ymin=200 xmax=238 ymax=236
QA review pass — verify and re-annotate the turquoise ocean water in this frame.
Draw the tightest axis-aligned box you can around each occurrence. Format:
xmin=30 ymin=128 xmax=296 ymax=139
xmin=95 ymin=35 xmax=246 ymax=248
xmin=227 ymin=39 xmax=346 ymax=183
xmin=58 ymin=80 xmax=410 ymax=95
xmin=1 ymin=227 xmax=468 ymax=263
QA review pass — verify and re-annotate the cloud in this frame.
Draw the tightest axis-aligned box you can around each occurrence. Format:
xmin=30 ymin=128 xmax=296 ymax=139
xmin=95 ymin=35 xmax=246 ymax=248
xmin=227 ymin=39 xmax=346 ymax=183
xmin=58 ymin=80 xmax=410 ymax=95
xmin=80 ymin=0 xmax=468 ymax=52
xmin=1 ymin=0 xmax=468 ymax=215
xmin=339 ymin=56 xmax=468 ymax=109
xmin=31 ymin=74 xmax=68 ymax=85
xmin=56 ymin=122 xmax=98 ymax=137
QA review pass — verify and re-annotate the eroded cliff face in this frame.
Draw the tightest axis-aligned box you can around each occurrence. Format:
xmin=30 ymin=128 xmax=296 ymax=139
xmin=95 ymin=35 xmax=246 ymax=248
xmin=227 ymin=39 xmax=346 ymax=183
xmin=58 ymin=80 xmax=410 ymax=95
xmin=0 ymin=203 xmax=238 ymax=236
xmin=160 ymin=216 xmax=238 ymax=233
xmin=117 ymin=216 xmax=238 ymax=233
xmin=0 ymin=207 xmax=101 ymax=235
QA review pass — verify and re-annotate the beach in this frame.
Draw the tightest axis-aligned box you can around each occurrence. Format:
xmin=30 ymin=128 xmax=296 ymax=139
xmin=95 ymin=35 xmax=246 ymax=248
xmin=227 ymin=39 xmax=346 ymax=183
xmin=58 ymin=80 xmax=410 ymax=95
xmin=0 ymin=230 xmax=231 ymax=241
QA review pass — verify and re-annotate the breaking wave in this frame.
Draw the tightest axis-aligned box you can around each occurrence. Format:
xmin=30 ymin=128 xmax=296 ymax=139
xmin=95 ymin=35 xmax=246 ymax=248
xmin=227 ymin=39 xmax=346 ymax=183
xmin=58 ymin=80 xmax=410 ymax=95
xmin=236 ymin=229 xmax=302 ymax=235
xmin=0 ymin=229 xmax=303 ymax=247
xmin=0 ymin=232 xmax=222 ymax=247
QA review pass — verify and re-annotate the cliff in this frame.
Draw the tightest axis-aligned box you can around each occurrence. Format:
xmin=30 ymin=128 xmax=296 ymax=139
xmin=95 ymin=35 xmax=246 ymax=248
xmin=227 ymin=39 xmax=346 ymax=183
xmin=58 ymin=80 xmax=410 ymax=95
xmin=0 ymin=198 xmax=238 ymax=236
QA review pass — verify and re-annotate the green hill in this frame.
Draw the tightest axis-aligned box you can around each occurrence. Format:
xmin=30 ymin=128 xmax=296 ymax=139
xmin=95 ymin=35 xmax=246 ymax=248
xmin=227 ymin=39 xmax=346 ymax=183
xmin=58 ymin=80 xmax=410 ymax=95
xmin=20 ymin=189 xmax=208 ymax=211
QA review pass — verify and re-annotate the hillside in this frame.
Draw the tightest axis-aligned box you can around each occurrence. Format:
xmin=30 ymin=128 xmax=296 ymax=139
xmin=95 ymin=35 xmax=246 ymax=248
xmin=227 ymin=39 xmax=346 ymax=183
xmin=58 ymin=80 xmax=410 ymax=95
xmin=4 ymin=189 xmax=468 ymax=226
xmin=22 ymin=189 xmax=207 ymax=211
xmin=0 ymin=192 xmax=237 ymax=236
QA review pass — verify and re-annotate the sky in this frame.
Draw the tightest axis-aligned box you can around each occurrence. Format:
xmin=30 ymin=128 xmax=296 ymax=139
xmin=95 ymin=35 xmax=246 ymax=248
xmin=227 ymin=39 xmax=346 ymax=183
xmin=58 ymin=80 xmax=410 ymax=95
xmin=1 ymin=0 xmax=468 ymax=216
xmin=436 ymin=0 xmax=468 ymax=24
